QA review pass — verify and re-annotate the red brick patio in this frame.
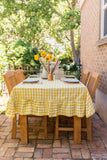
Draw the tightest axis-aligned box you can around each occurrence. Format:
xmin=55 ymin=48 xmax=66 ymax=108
xmin=0 ymin=113 xmax=107 ymax=160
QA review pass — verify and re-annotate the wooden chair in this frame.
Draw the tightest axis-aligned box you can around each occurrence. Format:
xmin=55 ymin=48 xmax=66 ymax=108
xmin=4 ymin=70 xmax=47 ymax=144
xmin=87 ymin=72 xmax=101 ymax=100
xmin=80 ymin=70 xmax=90 ymax=131
xmin=15 ymin=69 xmax=25 ymax=84
xmin=82 ymin=72 xmax=101 ymax=139
xmin=3 ymin=71 xmax=18 ymax=139
xmin=15 ymin=69 xmax=48 ymax=143
xmin=82 ymin=72 xmax=101 ymax=140
xmin=80 ymin=70 xmax=90 ymax=85
xmin=55 ymin=72 xmax=100 ymax=143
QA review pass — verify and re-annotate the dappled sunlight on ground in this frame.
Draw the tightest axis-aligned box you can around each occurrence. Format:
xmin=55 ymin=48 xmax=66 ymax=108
xmin=0 ymin=90 xmax=9 ymax=113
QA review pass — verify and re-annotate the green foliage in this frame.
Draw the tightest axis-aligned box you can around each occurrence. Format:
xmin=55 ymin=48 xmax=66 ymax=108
xmin=0 ymin=110 xmax=6 ymax=114
xmin=6 ymin=39 xmax=41 ymax=71
xmin=69 ymin=62 xmax=79 ymax=72
xmin=0 ymin=0 xmax=80 ymax=68
xmin=59 ymin=54 xmax=73 ymax=65
xmin=0 ymin=89 xmax=3 ymax=96
xmin=61 ymin=64 xmax=68 ymax=71
xmin=0 ymin=45 xmax=8 ymax=82
xmin=39 ymin=42 xmax=52 ymax=53
xmin=53 ymin=48 xmax=62 ymax=57
xmin=13 ymin=39 xmax=31 ymax=49
xmin=61 ymin=10 xmax=80 ymax=31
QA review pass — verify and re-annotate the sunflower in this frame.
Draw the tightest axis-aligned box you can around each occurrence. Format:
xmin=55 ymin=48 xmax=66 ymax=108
xmin=49 ymin=54 xmax=53 ymax=60
xmin=34 ymin=55 xmax=39 ymax=61
xmin=45 ymin=56 xmax=50 ymax=61
xmin=54 ymin=57 xmax=57 ymax=62
xmin=41 ymin=51 xmax=46 ymax=57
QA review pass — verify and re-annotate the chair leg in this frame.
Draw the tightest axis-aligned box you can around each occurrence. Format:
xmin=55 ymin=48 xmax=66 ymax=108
xmin=82 ymin=116 xmax=86 ymax=128
xmin=11 ymin=115 xmax=17 ymax=139
xmin=18 ymin=115 xmax=20 ymax=125
xmin=44 ymin=116 xmax=47 ymax=138
xmin=87 ymin=117 xmax=92 ymax=141
xmin=74 ymin=116 xmax=81 ymax=144
xmin=20 ymin=115 xmax=28 ymax=144
xmin=55 ymin=116 xmax=59 ymax=139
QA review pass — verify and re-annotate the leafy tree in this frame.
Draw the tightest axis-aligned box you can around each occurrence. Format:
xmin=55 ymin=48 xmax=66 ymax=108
xmin=49 ymin=0 xmax=80 ymax=63
xmin=0 ymin=0 xmax=80 ymax=64
xmin=31 ymin=0 xmax=80 ymax=62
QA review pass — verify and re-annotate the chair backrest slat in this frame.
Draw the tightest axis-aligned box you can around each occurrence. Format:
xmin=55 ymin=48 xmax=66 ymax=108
xmin=15 ymin=69 xmax=25 ymax=84
xmin=80 ymin=70 xmax=90 ymax=85
xmin=3 ymin=71 xmax=17 ymax=95
xmin=87 ymin=72 xmax=101 ymax=100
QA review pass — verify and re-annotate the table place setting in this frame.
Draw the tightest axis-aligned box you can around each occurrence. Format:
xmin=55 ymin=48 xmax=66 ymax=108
xmin=64 ymin=75 xmax=75 ymax=78
xmin=61 ymin=78 xmax=80 ymax=83
xmin=29 ymin=75 xmax=40 ymax=78
xmin=23 ymin=79 xmax=39 ymax=83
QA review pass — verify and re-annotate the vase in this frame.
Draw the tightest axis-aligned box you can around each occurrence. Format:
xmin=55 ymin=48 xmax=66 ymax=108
xmin=42 ymin=67 xmax=48 ymax=79
xmin=48 ymin=73 xmax=53 ymax=81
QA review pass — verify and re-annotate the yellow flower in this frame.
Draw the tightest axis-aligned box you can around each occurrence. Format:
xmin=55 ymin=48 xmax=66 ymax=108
xmin=41 ymin=51 xmax=46 ymax=57
xmin=54 ymin=57 xmax=57 ymax=62
xmin=49 ymin=54 xmax=53 ymax=59
xmin=34 ymin=55 xmax=39 ymax=61
xmin=45 ymin=56 xmax=50 ymax=61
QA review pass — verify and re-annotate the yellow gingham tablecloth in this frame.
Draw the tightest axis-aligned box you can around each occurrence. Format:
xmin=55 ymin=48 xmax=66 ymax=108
xmin=6 ymin=78 xmax=95 ymax=118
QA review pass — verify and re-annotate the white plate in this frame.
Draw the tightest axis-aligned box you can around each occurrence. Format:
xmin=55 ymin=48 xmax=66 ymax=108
xmin=29 ymin=75 xmax=40 ymax=78
xmin=23 ymin=79 xmax=39 ymax=83
xmin=64 ymin=75 xmax=75 ymax=78
xmin=63 ymin=79 xmax=79 ymax=83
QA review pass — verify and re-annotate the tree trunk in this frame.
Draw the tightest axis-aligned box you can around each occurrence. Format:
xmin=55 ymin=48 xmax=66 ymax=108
xmin=70 ymin=29 xmax=77 ymax=63
xmin=70 ymin=0 xmax=80 ymax=64
xmin=70 ymin=29 xmax=80 ymax=64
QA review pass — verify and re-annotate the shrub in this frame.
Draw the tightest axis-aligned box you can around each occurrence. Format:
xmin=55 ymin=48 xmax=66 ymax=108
xmin=69 ymin=62 xmax=79 ymax=72
xmin=61 ymin=64 xmax=68 ymax=71
xmin=59 ymin=54 xmax=73 ymax=65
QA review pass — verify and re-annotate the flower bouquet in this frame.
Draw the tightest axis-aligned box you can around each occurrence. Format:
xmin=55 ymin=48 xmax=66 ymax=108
xmin=34 ymin=51 xmax=61 ymax=81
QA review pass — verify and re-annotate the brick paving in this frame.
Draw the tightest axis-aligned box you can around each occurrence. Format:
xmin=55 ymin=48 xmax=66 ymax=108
xmin=0 ymin=113 xmax=107 ymax=160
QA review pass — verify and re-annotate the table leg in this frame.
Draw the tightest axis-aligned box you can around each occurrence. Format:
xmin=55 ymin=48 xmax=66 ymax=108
xmin=44 ymin=116 xmax=47 ymax=138
xmin=87 ymin=117 xmax=92 ymax=140
xmin=55 ymin=116 xmax=59 ymax=139
xmin=74 ymin=116 xmax=81 ymax=144
xmin=20 ymin=115 xmax=28 ymax=144
xmin=82 ymin=116 xmax=86 ymax=128
xmin=11 ymin=115 xmax=16 ymax=139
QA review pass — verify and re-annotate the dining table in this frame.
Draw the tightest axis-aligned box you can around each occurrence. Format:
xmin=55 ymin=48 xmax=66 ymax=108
xmin=6 ymin=76 xmax=95 ymax=143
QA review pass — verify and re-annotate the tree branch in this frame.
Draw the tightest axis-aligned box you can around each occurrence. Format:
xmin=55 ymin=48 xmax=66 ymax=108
xmin=65 ymin=34 xmax=70 ymax=41
xmin=48 ymin=4 xmax=63 ymax=17
xmin=66 ymin=0 xmax=72 ymax=10
xmin=72 ymin=0 xmax=78 ymax=8
xmin=55 ymin=10 xmax=63 ymax=17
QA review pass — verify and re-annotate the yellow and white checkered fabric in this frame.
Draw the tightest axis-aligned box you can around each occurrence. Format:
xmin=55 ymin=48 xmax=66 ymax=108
xmin=6 ymin=78 xmax=95 ymax=118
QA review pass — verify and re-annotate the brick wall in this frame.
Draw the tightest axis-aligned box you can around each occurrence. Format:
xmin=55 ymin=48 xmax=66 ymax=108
xmin=81 ymin=0 xmax=107 ymax=94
